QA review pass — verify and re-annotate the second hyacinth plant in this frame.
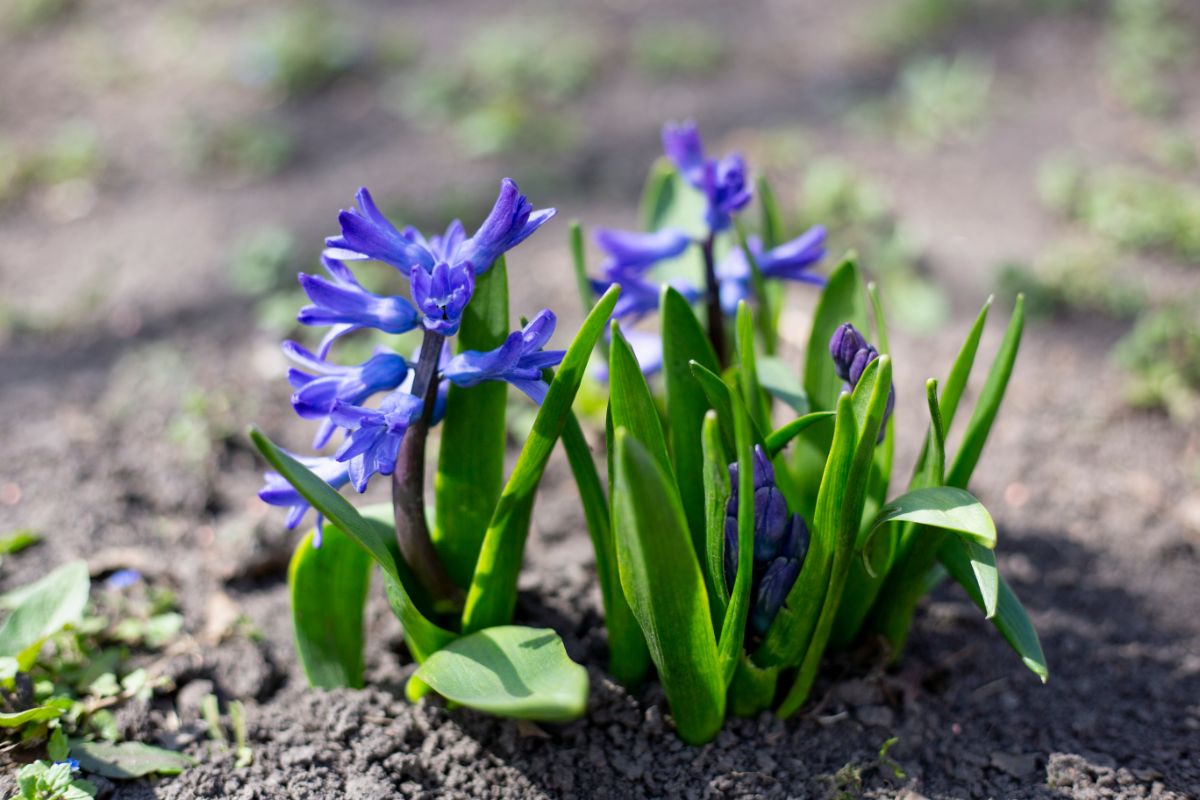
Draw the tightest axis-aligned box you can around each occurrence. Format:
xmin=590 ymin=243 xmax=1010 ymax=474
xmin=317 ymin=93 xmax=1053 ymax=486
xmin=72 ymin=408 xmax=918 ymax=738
xmin=561 ymin=123 xmax=1046 ymax=743
xmin=251 ymin=178 xmax=623 ymax=722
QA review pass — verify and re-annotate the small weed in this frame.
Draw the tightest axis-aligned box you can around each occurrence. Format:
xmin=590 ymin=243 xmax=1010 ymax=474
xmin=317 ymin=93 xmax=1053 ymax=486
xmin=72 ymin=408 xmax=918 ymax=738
xmin=895 ymin=55 xmax=992 ymax=147
xmin=173 ymin=115 xmax=295 ymax=181
xmin=1116 ymin=299 xmax=1200 ymax=421
xmin=239 ymin=4 xmax=358 ymax=99
xmin=629 ymin=21 xmax=726 ymax=78
xmin=997 ymin=238 xmax=1145 ymax=319
xmin=1105 ymin=0 xmax=1193 ymax=117
xmin=226 ymin=227 xmax=301 ymax=297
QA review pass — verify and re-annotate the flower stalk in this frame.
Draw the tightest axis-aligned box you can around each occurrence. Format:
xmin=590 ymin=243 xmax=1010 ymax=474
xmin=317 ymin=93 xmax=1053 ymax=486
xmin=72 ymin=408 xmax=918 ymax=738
xmin=393 ymin=329 xmax=461 ymax=611
xmin=700 ymin=234 xmax=728 ymax=367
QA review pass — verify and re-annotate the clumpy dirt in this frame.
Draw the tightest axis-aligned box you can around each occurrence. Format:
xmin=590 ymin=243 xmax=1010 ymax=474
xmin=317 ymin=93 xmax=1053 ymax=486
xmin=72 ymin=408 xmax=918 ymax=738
xmin=3 ymin=0 xmax=1200 ymax=797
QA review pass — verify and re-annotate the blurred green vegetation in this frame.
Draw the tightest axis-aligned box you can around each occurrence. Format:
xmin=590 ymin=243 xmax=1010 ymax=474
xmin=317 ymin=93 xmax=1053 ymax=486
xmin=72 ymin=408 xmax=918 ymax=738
xmin=1105 ymin=0 xmax=1193 ymax=117
xmin=239 ymin=4 xmax=359 ymax=99
xmin=629 ymin=21 xmax=726 ymax=78
xmin=998 ymin=239 xmax=1145 ymax=319
xmin=1116 ymin=299 xmax=1200 ymax=420
xmin=0 ymin=121 xmax=104 ymax=207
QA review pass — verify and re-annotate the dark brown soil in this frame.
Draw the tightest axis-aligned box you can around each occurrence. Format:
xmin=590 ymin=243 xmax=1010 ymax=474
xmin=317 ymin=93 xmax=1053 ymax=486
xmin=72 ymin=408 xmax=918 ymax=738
xmin=2 ymin=0 xmax=1199 ymax=797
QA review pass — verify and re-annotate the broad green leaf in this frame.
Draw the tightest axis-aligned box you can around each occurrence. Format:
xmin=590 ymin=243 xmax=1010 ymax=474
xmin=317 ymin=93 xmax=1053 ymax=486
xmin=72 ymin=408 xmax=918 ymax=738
xmin=640 ymin=158 xmax=708 ymax=240
xmin=947 ymin=295 xmax=1024 ymax=490
xmin=803 ymin=255 xmax=868 ymax=413
xmin=764 ymin=412 xmax=835 ymax=457
xmin=755 ymin=393 xmax=856 ymax=668
xmin=0 ymin=560 xmax=89 ymax=666
xmin=757 ymin=356 xmax=809 ymax=416
xmin=702 ymin=411 xmax=731 ymax=622
xmin=435 ymin=259 xmax=509 ymax=589
xmin=662 ymin=286 xmax=720 ymax=557
xmin=866 ymin=282 xmax=894 ymax=510
xmin=609 ymin=323 xmax=673 ymax=479
xmin=777 ymin=357 xmax=892 ymax=717
xmin=561 ymin=410 xmax=649 ymax=687
xmin=71 ymin=741 xmax=194 ymax=778
xmin=613 ymin=430 xmax=724 ymax=745
xmin=939 ymin=539 xmax=1048 ymax=682
xmin=736 ymin=301 xmax=771 ymax=432
xmin=414 ymin=625 xmax=588 ymax=722
xmin=956 ymin=537 xmax=999 ymax=619
xmin=462 ymin=286 xmax=621 ymax=634
xmin=249 ymin=431 xmax=456 ymax=661
xmin=757 ymin=174 xmax=784 ymax=249
xmin=0 ymin=704 xmax=63 ymax=727
xmin=866 ymin=487 xmax=997 ymax=555
xmin=690 ymin=360 xmax=736 ymax=453
xmin=717 ymin=390 xmax=756 ymax=687
xmin=727 ymin=653 xmax=779 ymax=717
xmin=640 ymin=158 xmax=676 ymax=232
xmin=288 ymin=525 xmax=372 ymax=689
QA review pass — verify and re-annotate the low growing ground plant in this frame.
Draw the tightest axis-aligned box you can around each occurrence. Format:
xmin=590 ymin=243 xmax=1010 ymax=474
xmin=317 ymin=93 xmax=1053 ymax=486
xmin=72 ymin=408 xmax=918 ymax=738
xmin=253 ymin=123 xmax=1046 ymax=743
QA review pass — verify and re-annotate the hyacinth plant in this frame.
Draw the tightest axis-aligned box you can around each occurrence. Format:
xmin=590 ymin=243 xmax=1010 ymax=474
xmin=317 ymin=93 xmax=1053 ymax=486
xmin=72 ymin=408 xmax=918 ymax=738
xmin=562 ymin=122 xmax=1047 ymax=743
xmin=250 ymin=179 xmax=626 ymax=722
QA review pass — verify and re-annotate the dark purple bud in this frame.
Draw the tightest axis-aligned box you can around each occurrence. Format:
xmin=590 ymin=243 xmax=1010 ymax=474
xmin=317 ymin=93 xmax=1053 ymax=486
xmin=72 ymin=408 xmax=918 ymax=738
xmin=847 ymin=344 xmax=879 ymax=387
xmin=829 ymin=323 xmax=867 ymax=381
xmin=723 ymin=516 xmax=738 ymax=591
xmin=751 ymin=557 xmax=800 ymax=635
xmin=779 ymin=513 xmax=811 ymax=566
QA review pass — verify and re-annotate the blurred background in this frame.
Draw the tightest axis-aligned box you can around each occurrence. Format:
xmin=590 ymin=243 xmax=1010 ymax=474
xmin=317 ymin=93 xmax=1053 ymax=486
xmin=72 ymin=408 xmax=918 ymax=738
xmin=2 ymin=0 xmax=1200 ymax=793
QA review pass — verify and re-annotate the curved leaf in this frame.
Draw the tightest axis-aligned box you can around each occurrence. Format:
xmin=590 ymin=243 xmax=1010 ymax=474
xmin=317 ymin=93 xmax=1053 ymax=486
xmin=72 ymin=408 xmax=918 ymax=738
xmin=869 ymin=487 xmax=997 ymax=552
xmin=0 ymin=560 xmax=89 ymax=666
xmin=613 ymin=429 xmax=724 ymax=744
xmin=702 ymin=411 xmax=731 ymax=619
xmin=435 ymin=258 xmax=509 ymax=588
xmin=764 ymin=412 xmax=835 ymax=457
xmin=288 ymin=525 xmax=372 ymax=689
xmin=757 ymin=356 xmax=809 ymax=416
xmin=71 ymin=741 xmax=194 ymax=778
xmin=462 ymin=285 xmax=621 ymax=633
xmin=414 ymin=625 xmax=589 ymax=722
xmin=0 ymin=705 xmax=64 ymax=727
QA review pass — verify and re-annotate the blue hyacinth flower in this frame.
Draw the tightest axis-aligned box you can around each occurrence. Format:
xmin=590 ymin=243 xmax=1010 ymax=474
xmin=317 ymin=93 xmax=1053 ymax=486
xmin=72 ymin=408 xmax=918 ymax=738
xmin=331 ymin=392 xmax=425 ymax=493
xmin=297 ymin=257 xmax=420 ymax=357
xmin=662 ymin=120 xmax=752 ymax=233
xmin=723 ymin=445 xmax=790 ymax=586
xmin=410 ymin=260 xmax=476 ymax=335
xmin=283 ymin=341 xmax=409 ymax=448
xmin=443 ymin=309 xmax=565 ymax=403
xmin=716 ymin=227 xmax=828 ymax=314
xmin=324 ymin=180 xmax=555 ymax=277
xmin=259 ymin=454 xmax=352 ymax=545
xmin=594 ymin=227 xmax=692 ymax=274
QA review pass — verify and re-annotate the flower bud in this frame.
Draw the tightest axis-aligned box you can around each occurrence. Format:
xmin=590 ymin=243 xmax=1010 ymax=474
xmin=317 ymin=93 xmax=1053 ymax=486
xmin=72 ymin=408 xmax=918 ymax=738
xmin=751 ymin=557 xmax=801 ymax=634
xmin=829 ymin=323 xmax=867 ymax=381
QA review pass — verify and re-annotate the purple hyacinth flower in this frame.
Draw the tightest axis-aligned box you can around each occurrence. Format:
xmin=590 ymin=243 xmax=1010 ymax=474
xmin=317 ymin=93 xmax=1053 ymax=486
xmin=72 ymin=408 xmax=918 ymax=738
xmin=259 ymin=454 xmax=352 ymax=545
xmin=457 ymin=178 xmax=556 ymax=275
xmin=751 ymin=556 xmax=801 ymax=634
xmin=715 ymin=248 xmax=754 ymax=315
xmin=725 ymin=445 xmax=790 ymax=565
xmin=662 ymin=121 xmax=752 ymax=233
xmin=298 ymin=257 xmax=420 ymax=357
xmin=442 ymin=309 xmax=565 ymax=403
xmin=594 ymin=227 xmax=692 ymax=274
xmin=410 ymin=261 xmax=476 ymax=335
xmin=323 ymin=187 xmax=437 ymax=271
xmin=716 ymin=228 xmax=826 ymax=315
xmin=331 ymin=392 xmax=424 ymax=493
xmin=779 ymin=513 xmax=811 ymax=565
xmin=591 ymin=270 xmax=700 ymax=322
xmin=283 ymin=341 xmax=409 ymax=448
xmin=325 ymin=180 xmax=554 ymax=277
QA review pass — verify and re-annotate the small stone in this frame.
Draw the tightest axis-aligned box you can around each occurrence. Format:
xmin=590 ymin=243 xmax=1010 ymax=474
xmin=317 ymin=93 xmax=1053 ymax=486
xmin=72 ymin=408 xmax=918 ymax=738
xmin=990 ymin=751 xmax=1040 ymax=777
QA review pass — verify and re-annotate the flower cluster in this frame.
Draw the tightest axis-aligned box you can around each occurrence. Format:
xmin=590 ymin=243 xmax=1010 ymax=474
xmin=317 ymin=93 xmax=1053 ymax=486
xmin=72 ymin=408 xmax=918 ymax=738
xmin=586 ymin=121 xmax=827 ymax=372
xmin=829 ymin=323 xmax=896 ymax=441
xmin=259 ymin=179 xmax=561 ymax=540
xmin=723 ymin=446 xmax=810 ymax=636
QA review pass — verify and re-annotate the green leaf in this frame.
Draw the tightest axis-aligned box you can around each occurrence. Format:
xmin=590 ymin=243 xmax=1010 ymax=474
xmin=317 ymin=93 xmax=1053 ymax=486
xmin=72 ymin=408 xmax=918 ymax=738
xmin=612 ymin=429 xmax=724 ymax=744
xmin=0 ymin=560 xmax=89 ymax=665
xmin=755 ymin=394 xmax=856 ymax=668
xmin=702 ymin=411 xmax=731 ymax=621
xmin=776 ymin=357 xmax=892 ymax=717
xmin=462 ymin=285 xmax=621 ymax=634
xmin=736 ymin=301 xmax=771 ymax=432
xmin=569 ymin=220 xmax=595 ymax=316
xmin=764 ymin=412 xmax=835 ymax=458
xmin=0 ymin=530 xmax=40 ymax=556
xmin=803 ymin=255 xmax=868 ymax=413
xmin=560 ymin=410 xmax=649 ymax=687
xmin=0 ymin=704 xmax=64 ymax=727
xmin=287 ymin=524 xmax=372 ymax=688
xmin=757 ymin=174 xmax=784 ymax=249
xmin=640 ymin=158 xmax=677 ymax=232
xmin=717 ymin=390 xmax=756 ymax=687
xmin=690 ymin=360 xmax=736 ymax=454
xmin=757 ymin=356 xmax=809 ymax=415
xmin=661 ymin=286 xmax=720 ymax=557
xmin=413 ymin=625 xmax=589 ymax=722
xmin=866 ymin=282 xmax=894 ymax=509
xmin=866 ymin=487 xmax=997 ymax=553
xmin=435 ymin=259 xmax=509 ymax=589
xmin=947 ymin=295 xmax=1025 ymax=489
xmin=609 ymin=323 xmax=673 ymax=478
xmin=938 ymin=540 xmax=1048 ymax=682
xmin=248 ymin=432 xmax=456 ymax=661
xmin=71 ymin=741 xmax=194 ymax=778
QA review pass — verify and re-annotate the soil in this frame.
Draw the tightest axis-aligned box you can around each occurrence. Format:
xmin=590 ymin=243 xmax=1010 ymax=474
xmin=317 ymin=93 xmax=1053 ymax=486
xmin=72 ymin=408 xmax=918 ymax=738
xmin=2 ymin=1 xmax=1199 ymax=798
